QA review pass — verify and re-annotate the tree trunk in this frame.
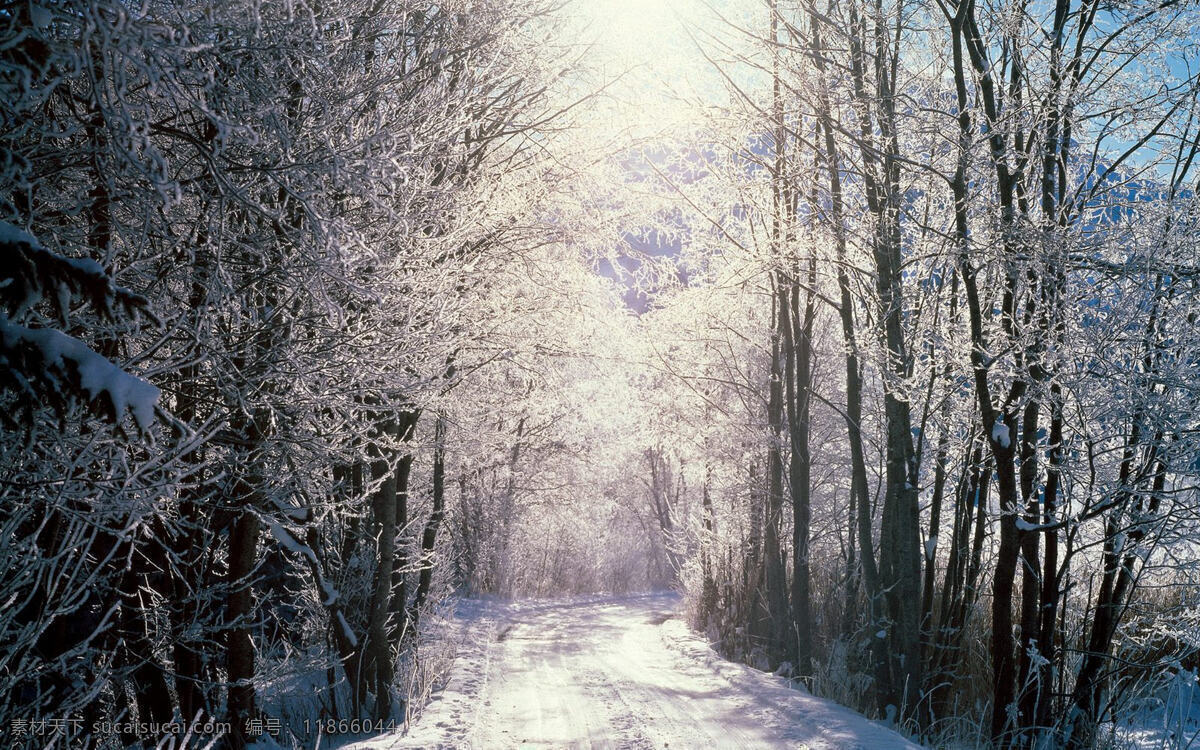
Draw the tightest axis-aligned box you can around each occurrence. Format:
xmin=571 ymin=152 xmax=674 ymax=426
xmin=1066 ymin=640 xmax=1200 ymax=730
xmin=920 ymin=425 xmax=949 ymax=668
xmin=1035 ymin=384 xmax=1064 ymax=732
xmin=389 ymin=409 xmax=419 ymax=641
xmin=412 ymin=413 xmax=447 ymax=626
xmin=764 ymin=296 xmax=791 ymax=667
xmin=810 ymin=9 xmax=885 ymax=705
xmin=226 ymin=502 xmax=262 ymax=749
xmin=781 ymin=266 xmax=816 ymax=679
xmin=841 ymin=0 xmax=923 ymax=714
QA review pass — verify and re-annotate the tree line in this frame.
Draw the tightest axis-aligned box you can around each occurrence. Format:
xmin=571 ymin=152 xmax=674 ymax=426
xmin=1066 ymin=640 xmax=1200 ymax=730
xmin=0 ymin=1 xmax=578 ymax=747
xmin=645 ymin=0 xmax=1200 ymax=747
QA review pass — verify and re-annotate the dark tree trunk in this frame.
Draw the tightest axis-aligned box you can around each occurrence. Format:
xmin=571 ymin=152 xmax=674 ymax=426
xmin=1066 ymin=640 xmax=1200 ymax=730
xmin=840 ymin=0 xmax=924 ymax=713
xmin=763 ymin=297 xmax=791 ymax=667
xmin=412 ymin=413 xmax=448 ymax=626
xmin=761 ymin=2 xmax=792 ymax=669
xmin=1066 ymin=403 xmax=1167 ymax=748
xmin=119 ymin=536 xmax=175 ymax=728
xmin=226 ymin=502 xmax=262 ymax=750
xmin=1035 ymin=384 xmax=1064 ymax=732
xmin=780 ymin=263 xmax=816 ymax=679
xmin=366 ymin=437 xmax=397 ymax=720
xmin=920 ymin=425 xmax=949 ymax=666
xmin=389 ymin=412 xmax=418 ymax=642
xmin=701 ymin=466 xmax=719 ymax=621
xmin=1016 ymin=399 xmax=1044 ymax=741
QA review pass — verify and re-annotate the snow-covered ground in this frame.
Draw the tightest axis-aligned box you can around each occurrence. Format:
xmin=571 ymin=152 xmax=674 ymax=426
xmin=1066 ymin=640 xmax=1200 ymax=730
xmin=1102 ymin=667 xmax=1200 ymax=750
xmin=345 ymin=592 xmax=924 ymax=749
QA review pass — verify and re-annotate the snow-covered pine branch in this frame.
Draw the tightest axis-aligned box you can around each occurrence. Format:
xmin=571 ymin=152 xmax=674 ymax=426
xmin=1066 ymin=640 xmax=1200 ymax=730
xmin=0 ymin=222 xmax=159 ymax=432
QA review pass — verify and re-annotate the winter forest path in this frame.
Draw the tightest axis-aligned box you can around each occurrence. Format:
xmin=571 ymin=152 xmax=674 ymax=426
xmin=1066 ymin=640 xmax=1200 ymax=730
xmin=347 ymin=593 xmax=923 ymax=750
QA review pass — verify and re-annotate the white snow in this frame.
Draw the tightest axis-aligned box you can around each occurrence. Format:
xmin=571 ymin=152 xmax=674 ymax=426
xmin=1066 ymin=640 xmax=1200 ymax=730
xmin=265 ymin=516 xmax=341 ymax=606
xmin=28 ymin=2 xmax=52 ymax=27
xmin=54 ymin=281 xmax=71 ymax=321
xmin=345 ymin=593 xmax=923 ymax=750
xmin=1104 ymin=667 xmax=1200 ymax=749
xmin=265 ymin=516 xmax=319 ymax=566
xmin=0 ymin=316 xmax=160 ymax=430
xmin=59 ymin=255 xmax=106 ymax=277
xmin=1 ymin=220 xmax=148 ymax=321
xmin=0 ymin=220 xmax=39 ymax=249
xmin=991 ymin=420 xmax=1011 ymax=448
xmin=1014 ymin=517 xmax=1044 ymax=532
xmin=321 ymin=580 xmax=340 ymax=606
xmin=337 ymin=612 xmax=358 ymax=648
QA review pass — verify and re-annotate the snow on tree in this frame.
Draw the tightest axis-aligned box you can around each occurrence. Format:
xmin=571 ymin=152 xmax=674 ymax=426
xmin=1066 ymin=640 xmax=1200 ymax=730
xmin=0 ymin=222 xmax=159 ymax=432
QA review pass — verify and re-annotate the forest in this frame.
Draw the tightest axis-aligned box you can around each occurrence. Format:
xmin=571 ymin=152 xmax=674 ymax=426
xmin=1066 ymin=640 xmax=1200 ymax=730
xmin=2 ymin=0 xmax=1200 ymax=748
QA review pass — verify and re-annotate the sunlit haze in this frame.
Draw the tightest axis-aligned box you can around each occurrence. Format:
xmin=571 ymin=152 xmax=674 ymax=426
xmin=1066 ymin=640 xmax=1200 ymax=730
xmin=561 ymin=0 xmax=736 ymax=141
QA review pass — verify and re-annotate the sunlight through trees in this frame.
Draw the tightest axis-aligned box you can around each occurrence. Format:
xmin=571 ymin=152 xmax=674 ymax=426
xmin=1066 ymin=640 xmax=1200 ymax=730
xmin=3 ymin=0 xmax=1200 ymax=748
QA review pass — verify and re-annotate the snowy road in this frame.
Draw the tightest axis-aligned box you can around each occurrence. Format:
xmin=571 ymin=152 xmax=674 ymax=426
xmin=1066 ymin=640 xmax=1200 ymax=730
xmin=349 ymin=593 xmax=923 ymax=750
